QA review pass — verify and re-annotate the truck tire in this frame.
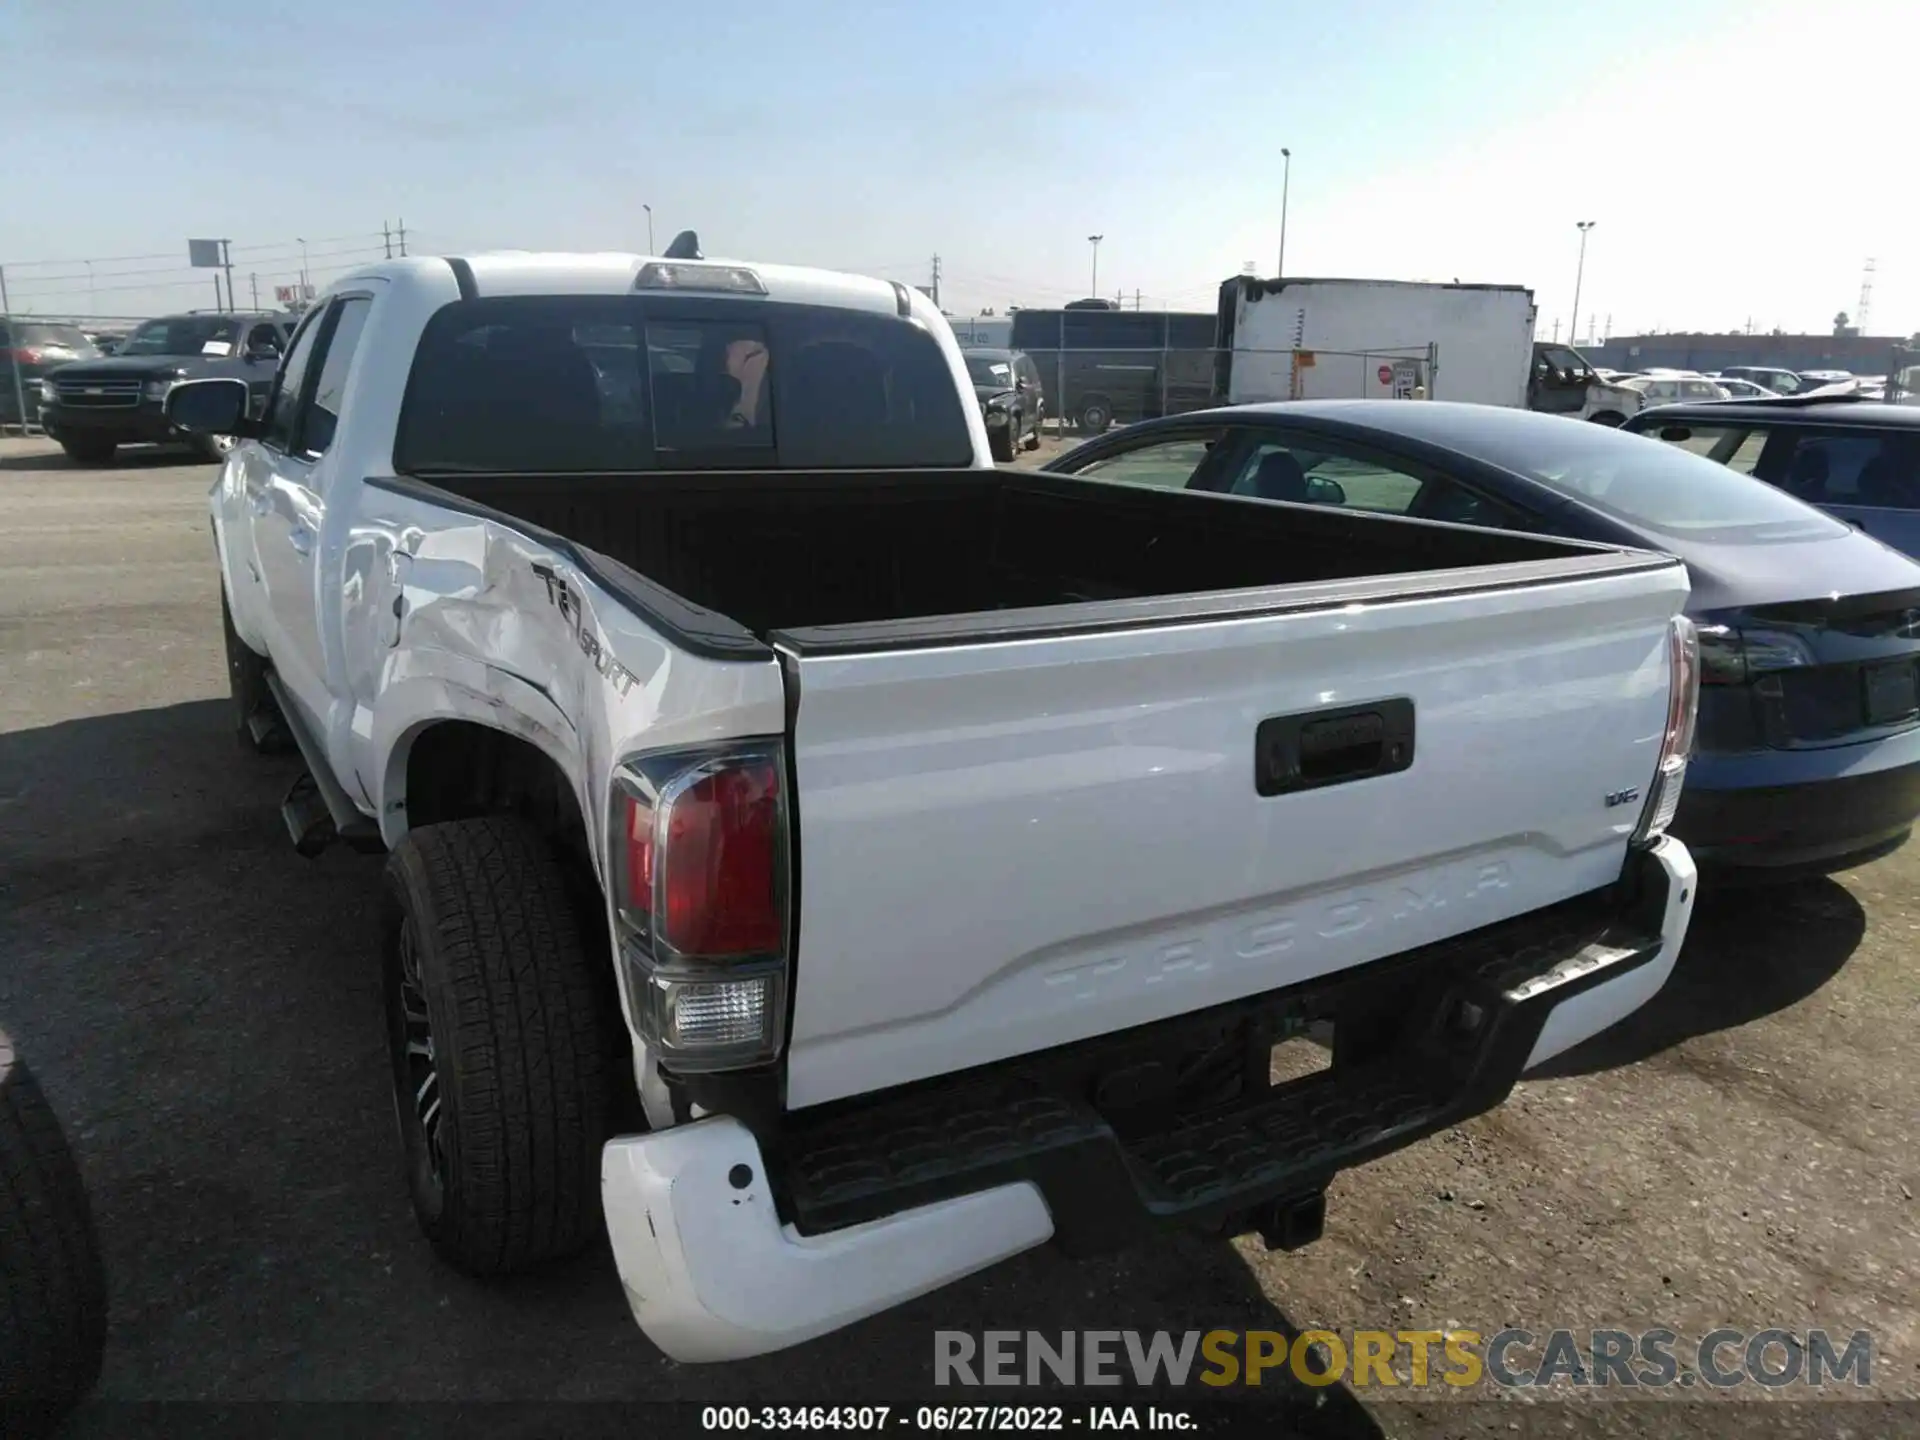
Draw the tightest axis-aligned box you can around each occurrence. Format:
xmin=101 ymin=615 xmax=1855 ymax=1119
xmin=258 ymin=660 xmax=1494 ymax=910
xmin=0 ymin=1031 xmax=108 ymax=1439
xmin=221 ymin=591 xmax=293 ymax=755
xmin=1022 ymin=418 xmax=1042 ymax=451
xmin=380 ymin=816 xmax=619 ymax=1277
xmin=57 ymin=437 xmax=115 ymax=466
xmin=988 ymin=424 xmax=1015 ymax=463
xmin=1077 ymin=397 xmax=1113 ymax=435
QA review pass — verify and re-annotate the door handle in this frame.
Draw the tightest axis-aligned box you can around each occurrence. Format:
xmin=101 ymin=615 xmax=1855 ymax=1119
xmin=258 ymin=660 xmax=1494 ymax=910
xmin=1255 ymin=699 xmax=1416 ymax=797
xmin=288 ymin=526 xmax=313 ymax=556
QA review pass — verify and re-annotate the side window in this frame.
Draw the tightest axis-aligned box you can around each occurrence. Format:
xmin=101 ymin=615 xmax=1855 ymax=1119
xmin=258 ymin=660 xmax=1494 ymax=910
xmin=1769 ymin=432 xmax=1920 ymax=509
xmin=245 ymin=323 xmax=283 ymax=360
xmin=1071 ymin=435 xmax=1218 ymax=489
xmin=263 ymin=311 xmax=329 ymax=452
xmin=1220 ymin=435 xmax=1522 ymax=529
xmin=300 ymin=297 xmax=372 ymax=457
xmin=1681 ymin=380 xmax=1721 ymax=399
xmin=1225 ymin=439 xmax=1423 ymax=513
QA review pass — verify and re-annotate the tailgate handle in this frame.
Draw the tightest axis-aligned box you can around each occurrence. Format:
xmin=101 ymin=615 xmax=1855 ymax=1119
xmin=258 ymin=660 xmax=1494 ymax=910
xmin=1256 ymin=699 xmax=1415 ymax=797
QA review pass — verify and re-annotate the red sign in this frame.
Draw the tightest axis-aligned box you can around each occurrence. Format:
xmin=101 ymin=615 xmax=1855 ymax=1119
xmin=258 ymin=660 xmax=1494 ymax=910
xmin=1377 ymin=364 xmax=1394 ymax=385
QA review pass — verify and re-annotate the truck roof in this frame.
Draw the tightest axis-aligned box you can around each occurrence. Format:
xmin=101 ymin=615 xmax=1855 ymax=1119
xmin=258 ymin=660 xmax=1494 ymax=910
xmin=1219 ymin=275 xmax=1536 ymax=302
xmin=325 ymin=251 xmax=906 ymax=317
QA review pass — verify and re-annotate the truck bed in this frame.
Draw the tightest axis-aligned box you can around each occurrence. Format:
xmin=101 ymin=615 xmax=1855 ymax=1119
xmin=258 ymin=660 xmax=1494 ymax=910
xmin=387 ymin=466 xmax=1608 ymax=652
xmin=374 ymin=464 xmax=1687 ymax=1111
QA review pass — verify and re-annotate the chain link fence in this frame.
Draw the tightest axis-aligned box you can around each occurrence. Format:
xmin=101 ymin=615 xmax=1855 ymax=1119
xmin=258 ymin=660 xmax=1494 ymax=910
xmin=1027 ymin=343 xmax=1439 ymax=438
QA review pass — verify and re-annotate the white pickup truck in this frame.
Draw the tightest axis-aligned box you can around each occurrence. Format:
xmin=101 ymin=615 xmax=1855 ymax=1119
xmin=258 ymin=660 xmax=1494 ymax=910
xmin=169 ymin=241 xmax=1701 ymax=1365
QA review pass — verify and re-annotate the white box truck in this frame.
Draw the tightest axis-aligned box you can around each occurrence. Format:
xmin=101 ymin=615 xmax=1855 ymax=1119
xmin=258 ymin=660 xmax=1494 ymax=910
xmin=1216 ymin=276 xmax=1643 ymax=425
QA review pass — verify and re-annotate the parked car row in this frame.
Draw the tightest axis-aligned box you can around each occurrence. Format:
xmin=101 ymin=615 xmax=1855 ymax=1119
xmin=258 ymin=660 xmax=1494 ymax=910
xmin=30 ymin=311 xmax=293 ymax=463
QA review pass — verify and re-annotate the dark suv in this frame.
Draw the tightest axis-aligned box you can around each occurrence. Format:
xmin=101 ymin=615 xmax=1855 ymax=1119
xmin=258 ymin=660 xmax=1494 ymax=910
xmin=38 ymin=311 xmax=292 ymax=464
xmin=963 ymin=347 xmax=1044 ymax=460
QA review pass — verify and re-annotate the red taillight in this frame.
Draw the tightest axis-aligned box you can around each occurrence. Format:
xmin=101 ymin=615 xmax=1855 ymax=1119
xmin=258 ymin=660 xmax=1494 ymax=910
xmin=610 ymin=744 xmax=790 ymax=1068
xmin=2 ymin=348 xmax=41 ymax=367
xmin=616 ymin=752 xmax=784 ymax=959
xmin=1632 ymin=614 xmax=1699 ymax=846
xmin=622 ymin=792 xmax=656 ymax=919
xmin=659 ymin=761 xmax=781 ymax=956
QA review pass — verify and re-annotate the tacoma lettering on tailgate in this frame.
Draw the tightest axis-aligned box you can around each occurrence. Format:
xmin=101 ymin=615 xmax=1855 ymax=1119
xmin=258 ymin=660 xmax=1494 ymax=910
xmin=1042 ymin=860 xmax=1512 ymax=1002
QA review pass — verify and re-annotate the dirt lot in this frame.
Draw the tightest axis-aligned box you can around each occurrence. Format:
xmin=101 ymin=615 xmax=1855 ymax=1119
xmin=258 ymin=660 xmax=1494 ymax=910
xmin=2 ymin=436 xmax=1915 ymax=1436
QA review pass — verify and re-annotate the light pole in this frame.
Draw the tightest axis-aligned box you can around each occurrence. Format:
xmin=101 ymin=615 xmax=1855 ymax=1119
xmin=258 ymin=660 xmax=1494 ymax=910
xmin=1087 ymin=235 xmax=1103 ymax=300
xmin=1571 ymin=221 xmax=1595 ymax=347
xmin=297 ymin=237 xmax=310 ymax=294
xmin=644 ymin=204 xmax=655 ymax=254
xmin=1277 ymin=148 xmax=1292 ymax=278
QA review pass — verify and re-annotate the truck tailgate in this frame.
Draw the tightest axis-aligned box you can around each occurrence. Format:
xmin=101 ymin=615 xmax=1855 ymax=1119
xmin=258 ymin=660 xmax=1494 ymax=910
xmin=775 ymin=559 xmax=1688 ymax=1110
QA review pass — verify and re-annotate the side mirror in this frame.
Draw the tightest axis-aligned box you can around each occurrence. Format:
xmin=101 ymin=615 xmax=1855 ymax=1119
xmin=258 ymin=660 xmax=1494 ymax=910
xmin=1304 ymin=476 xmax=1347 ymax=505
xmin=166 ymin=377 xmax=255 ymax=437
xmin=247 ymin=343 xmax=282 ymax=362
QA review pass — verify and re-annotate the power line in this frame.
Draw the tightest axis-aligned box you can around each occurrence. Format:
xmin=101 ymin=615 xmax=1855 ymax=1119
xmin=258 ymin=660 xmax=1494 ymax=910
xmin=8 ymin=243 xmax=390 ymax=297
xmin=3 ymin=234 xmax=389 ymax=286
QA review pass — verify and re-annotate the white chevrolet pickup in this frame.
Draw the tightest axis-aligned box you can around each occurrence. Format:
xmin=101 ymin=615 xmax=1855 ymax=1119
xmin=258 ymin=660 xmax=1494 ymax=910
xmin=169 ymin=240 xmax=1701 ymax=1365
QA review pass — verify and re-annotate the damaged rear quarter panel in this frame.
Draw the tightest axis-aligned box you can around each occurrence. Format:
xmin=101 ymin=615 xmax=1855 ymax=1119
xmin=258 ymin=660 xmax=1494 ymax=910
xmin=341 ymin=486 xmax=787 ymax=886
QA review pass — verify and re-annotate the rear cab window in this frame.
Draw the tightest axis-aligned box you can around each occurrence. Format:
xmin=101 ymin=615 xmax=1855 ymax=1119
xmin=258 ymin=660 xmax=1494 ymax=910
xmin=394 ymin=296 xmax=976 ymax=473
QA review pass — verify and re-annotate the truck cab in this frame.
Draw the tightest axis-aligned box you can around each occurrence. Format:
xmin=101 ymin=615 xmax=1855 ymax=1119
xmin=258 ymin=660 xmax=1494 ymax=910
xmin=1529 ymin=342 xmax=1644 ymax=426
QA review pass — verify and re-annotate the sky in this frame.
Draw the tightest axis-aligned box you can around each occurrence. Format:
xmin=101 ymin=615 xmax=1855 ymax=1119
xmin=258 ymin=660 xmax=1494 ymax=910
xmin=3 ymin=0 xmax=1915 ymax=341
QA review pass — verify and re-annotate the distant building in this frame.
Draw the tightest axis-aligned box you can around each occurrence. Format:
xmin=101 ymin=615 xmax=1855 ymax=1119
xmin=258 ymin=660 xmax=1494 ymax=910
xmin=1590 ymin=332 xmax=1914 ymax=375
xmin=945 ymin=315 xmax=1012 ymax=348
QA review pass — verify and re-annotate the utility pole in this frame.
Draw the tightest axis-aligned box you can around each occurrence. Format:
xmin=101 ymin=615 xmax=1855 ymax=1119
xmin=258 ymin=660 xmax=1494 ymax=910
xmin=383 ymin=222 xmax=393 ymax=259
xmin=1 ymin=265 xmax=29 ymax=432
xmin=220 ymin=239 xmax=236 ymax=315
xmin=298 ymin=238 xmax=310 ymax=292
xmin=1277 ymin=148 xmax=1292 ymax=279
xmin=251 ymin=273 xmax=260 ymax=309
xmin=1133 ymin=289 xmax=1142 ymax=310
xmin=397 ymin=219 xmax=407 ymax=257
xmin=1552 ymin=317 xmax=1561 ymax=343
xmin=930 ymin=254 xmax=941 ymax=309
xmin=1571 ymin=221 xmax=1595 ymax=352
xmin=1087 ymin=235 xmax=1103 ymax=299
xmin=644 ymin=204 xmax=655 ymax=254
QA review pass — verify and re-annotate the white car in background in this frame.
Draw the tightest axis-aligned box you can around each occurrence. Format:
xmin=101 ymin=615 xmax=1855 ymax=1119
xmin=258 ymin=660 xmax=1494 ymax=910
xmin=1624 ymin=371 xmax=1730 ymax=405
xmin=1705 ymin=376 xmax=1776 ymax=400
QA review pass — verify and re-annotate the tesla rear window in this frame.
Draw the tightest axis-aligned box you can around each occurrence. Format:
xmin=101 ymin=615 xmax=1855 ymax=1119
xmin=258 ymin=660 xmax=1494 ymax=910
xmin=1474 ymin=421 xmax=1849 ymax=543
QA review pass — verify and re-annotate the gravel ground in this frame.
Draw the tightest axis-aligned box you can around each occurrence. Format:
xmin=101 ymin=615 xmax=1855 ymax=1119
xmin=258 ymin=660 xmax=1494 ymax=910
xmin=2 ymin=436 xmax=1915 ymax=1438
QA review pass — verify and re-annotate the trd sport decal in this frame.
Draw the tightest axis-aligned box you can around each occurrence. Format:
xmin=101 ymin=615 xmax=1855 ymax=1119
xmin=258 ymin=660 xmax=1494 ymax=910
xmin=530 ymin=563 xmax=640 ymax=697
